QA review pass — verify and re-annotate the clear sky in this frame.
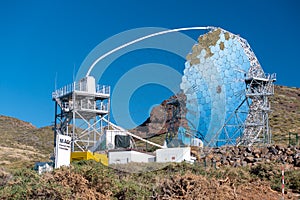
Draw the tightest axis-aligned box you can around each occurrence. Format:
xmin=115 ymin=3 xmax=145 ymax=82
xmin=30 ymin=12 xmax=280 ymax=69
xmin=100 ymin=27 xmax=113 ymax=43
xmin=0 ymin=0 xmax=299 ymax=128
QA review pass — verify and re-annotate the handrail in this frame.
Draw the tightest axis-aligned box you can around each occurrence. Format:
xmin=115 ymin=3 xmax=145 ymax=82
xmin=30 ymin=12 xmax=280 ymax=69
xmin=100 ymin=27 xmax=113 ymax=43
xmin=52 ymin=82 xmax=110 ymax=99
xmin=245 ymin=72 xmax=276 ymax=81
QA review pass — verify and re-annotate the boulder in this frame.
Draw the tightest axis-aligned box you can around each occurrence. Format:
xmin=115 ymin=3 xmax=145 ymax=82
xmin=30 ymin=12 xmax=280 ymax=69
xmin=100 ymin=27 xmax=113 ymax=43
xmin=268 ymin=146 xmax=278 ymax=155
xmin=286 ymin=148 xmax=294 ymax=156
xmin=245 ymin=156 xmax=255 ymax=163
xmin=233 ymin=162 xmax=241 ymax=167
xmin=241 ymin=161 xmax=248 ymax=167
xmin=254 ymin=153 xmax=260 ymax=158
xmin=253 ymin=148 xmax=261 ymax=155
xmin=260 ymin=147 xmax=269 ymax=155
xmin=246 ymin=147 xmax=252 ymax=153
xmin=254 ymin=158 xmax=262 ymax=162
xmin=294 ymin=159 xmax=300 ymax=167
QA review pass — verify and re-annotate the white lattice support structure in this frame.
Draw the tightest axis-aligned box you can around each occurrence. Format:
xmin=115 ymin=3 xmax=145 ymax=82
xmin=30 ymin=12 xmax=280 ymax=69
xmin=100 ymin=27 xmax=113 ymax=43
xmin=238 ymin=73 xmax=276 ymax=146
xmin=52 ymin=76 xmax=110 ymax=152
xmin=236 ymin=36 xmax=276 ymax=146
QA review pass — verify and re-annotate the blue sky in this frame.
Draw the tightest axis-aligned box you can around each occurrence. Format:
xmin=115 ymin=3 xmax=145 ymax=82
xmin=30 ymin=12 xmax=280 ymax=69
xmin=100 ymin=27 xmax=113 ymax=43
xmin=0 ymin=0 xmax=299 ymax=128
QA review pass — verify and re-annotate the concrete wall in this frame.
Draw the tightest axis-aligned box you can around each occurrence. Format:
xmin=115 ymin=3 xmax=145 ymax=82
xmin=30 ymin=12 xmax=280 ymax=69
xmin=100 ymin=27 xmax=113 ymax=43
xmin=108 ymin=150 xmax=155 ymax=164
xmin=156 ymin=147 xmax=192 ymax=163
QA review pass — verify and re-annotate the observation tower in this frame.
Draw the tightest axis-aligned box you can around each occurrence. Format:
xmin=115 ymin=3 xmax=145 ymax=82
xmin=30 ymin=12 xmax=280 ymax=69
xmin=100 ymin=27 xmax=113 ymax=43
xmin=52 ymin=76 xmax=110 ymax=152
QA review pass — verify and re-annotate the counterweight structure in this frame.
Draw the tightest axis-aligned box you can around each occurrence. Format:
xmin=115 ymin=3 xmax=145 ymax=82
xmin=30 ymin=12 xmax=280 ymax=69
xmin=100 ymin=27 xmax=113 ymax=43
xmin=52 ymin=76 xmax=110 ymax=152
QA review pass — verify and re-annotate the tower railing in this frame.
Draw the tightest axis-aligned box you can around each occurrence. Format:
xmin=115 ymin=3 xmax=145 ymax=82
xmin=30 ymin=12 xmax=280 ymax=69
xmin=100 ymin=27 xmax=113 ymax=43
xmin=52 ymin=82 xmax=110 ymax=99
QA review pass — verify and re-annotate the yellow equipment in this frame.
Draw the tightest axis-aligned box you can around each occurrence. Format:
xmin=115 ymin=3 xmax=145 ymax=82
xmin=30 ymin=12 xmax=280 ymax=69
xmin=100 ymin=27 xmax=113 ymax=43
xmin=71 ymin=151 xmax=108 ymax=166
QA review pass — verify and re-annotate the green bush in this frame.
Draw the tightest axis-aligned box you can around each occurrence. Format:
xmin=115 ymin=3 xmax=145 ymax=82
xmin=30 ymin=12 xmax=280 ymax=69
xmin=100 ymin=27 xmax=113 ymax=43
xmin=285 ymin=170 xmax=300 ymax=193
xmin=250 ymin=163 xmax=300 ymax=193
xmin=1 ymin=161 xmax=295 ymax=199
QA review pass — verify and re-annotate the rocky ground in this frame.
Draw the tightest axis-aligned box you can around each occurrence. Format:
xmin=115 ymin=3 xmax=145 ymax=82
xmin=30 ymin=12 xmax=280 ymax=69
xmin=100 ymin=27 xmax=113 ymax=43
xmin=200 ymin=145 xmax=300 ymax=168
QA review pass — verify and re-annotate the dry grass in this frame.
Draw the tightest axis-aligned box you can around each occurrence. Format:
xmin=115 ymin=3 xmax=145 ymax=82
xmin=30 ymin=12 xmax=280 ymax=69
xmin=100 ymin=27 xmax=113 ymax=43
xmin=2 ymin=161 xmax=297 ymax=199
xmin=270 ymin=85 xmax=300 ymax=145
xmin=0 ymin=115 xmax=53 ymax=169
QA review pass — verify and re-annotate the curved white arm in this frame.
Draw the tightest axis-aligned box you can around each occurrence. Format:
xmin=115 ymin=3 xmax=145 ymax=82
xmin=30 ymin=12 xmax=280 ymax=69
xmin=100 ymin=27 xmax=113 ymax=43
xmin=86 ymin=26 xmax=216 ymax=77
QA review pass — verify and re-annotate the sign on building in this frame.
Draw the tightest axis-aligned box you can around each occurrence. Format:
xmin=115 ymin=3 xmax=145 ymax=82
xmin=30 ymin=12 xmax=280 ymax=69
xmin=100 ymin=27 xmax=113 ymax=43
xmin=55 ymin=134 xmax=71 ymax=168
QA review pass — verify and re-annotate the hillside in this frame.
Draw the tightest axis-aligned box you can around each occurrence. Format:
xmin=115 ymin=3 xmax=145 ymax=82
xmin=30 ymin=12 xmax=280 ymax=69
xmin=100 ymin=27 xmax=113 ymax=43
xmin=0 ymin=85 xmax=299 ymax=168
xmin=0 ymin=115 xmax=53 ymax=169
xmin=270 ymin=85 xmax=300 ymax=144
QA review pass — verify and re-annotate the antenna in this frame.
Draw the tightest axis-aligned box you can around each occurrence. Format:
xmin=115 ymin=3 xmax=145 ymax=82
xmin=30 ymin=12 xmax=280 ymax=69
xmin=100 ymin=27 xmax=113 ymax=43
xmin=73 ymin=64 xmax=76 ymax=82
xmin=54 ymin=72 xmax=58 ymax=90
